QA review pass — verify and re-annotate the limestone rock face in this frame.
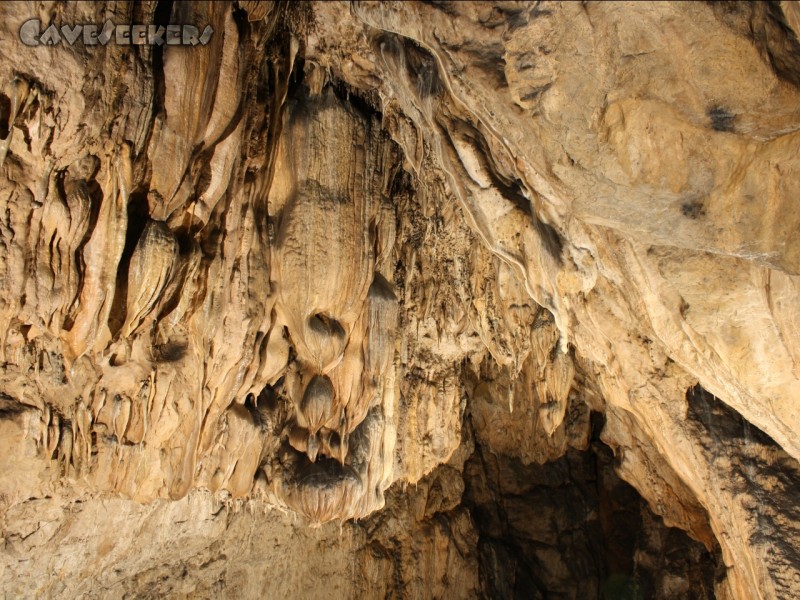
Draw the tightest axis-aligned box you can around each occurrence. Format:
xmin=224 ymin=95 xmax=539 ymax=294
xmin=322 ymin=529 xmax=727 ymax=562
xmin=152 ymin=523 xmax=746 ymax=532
xmin=0 ymin=1 xmax=799 ymax=598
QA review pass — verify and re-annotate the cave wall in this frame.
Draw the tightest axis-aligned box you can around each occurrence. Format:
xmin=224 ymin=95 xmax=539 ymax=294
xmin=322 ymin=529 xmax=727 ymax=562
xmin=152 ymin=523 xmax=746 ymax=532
xmin=1 ymin=1 xmax=800 ymax=598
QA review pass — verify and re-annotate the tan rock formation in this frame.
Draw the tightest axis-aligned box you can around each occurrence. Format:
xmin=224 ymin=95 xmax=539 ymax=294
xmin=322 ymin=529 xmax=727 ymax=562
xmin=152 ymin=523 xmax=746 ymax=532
xmin=0 ymin=1 xmax=799 ymax=598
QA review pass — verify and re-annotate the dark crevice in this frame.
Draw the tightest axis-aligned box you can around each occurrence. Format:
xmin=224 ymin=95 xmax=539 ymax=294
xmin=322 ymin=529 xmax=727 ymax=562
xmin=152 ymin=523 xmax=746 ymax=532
xmin=0 ymin=392 xmax=27 ymax=418
xmin=533 ymin=217 xmax=564 ymax=264
xmin=151 ymin=0 xmax=173 ymax=119
xmin=289 ymin=49 xmax=383 ymax=121
xmin=451 ymin=118 xmax=564 ymax=263
xmin=0 ymin=93 xmax=10 ymax=139
xmin=153 ymin=339 xmax=187 ymax=363
xmin=330 ymin=79 xmax=384 ymax=121
xmin=403 ymin=38 xmax=444 ymax=99
xmin=107 ymin=188 xmax=151 ymax=337
xmin=502 ymin=7 xmax=530 ymax=32
xmin=452 ymin=120 xmax=532 ymax=217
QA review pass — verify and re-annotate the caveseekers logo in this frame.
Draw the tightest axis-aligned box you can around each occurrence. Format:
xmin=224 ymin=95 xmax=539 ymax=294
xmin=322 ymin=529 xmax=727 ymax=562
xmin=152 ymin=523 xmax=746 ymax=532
xmin=19 ymin=19 xmax=214 ymax=47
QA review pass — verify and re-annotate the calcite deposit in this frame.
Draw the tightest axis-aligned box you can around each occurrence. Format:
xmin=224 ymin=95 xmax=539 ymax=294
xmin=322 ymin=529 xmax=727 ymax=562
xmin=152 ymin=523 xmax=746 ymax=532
xmin=0 ymin=1 xmax=799 ymax=598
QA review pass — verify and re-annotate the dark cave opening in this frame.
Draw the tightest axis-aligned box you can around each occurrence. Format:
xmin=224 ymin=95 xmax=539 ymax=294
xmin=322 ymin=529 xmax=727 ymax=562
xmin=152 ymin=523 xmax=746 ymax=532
xmin=462 ymin=413 xmax=721 ymax=599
